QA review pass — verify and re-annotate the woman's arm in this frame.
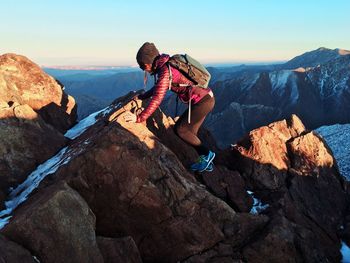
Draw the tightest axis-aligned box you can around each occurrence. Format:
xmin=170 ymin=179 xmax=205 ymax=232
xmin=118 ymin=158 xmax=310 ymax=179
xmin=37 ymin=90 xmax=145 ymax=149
xmin=136 ymin=66 xmax=170 ymax=122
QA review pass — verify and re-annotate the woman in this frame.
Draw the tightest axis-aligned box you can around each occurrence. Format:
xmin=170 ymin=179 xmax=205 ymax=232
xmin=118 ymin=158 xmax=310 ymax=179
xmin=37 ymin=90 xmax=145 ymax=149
xmin=124 ymin=42 xmax=215 ymax=172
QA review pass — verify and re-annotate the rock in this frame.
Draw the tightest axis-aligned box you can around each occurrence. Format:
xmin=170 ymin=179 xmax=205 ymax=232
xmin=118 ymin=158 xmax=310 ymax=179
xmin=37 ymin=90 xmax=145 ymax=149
xmin=61 ymin=122 xmax=229 ymax=262
xmin=228 ymin=114 xmax=346 ymax=261
xmin=224 ymin=213 xmax=269 ymax=248
xmin=0 ymin=53 xmax=77 ymax=132
xmin=0 ymin=234 xmax=36 ymax=263
xmin=0 ymin=53 xmax=77 ymax=206
xmin=287 ymin=131 xmax=346 ymax=239
xmin=184 ymin=213 xmax=268 ymax=263
xmin=232 ymin=114 xmax=305 ymax=191
xmin=139 ymin=99 xmax=199 ymax=167
xmin=0 ymin=102 xmax=66 ymax=206
xmin=242 ymin=216 xmax=303 ymax=263
xmin=25 ymin=92 xmax=238 ymax=262
xmin=1 ymin=89 xmax=347 ymax=263
xmin=97 ymin=236 xmax=142 ymax=263
xmin=1 ymin=182 xmax=103 ymax=263
xmin=202 ymin=165 xmax=253 ymax=212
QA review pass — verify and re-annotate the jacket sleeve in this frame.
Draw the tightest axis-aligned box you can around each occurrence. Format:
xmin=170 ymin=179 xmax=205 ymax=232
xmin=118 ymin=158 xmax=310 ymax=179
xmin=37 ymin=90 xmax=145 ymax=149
xmin=138 ymin=87 xmax=155 ymax=100
xmin=136 ymin=66 xmax=170 ymax=122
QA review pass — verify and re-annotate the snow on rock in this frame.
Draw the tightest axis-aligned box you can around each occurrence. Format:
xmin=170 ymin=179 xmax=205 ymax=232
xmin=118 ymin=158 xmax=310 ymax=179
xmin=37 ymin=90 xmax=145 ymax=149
xmin=341 ymin=241 xmax=350 ymax=263
xmin=269 ymin=70 xmax=292 ymax=95
xmin=0 ymin=146 xmax=72 ymax=229
xmin=247 ymin=191 xmax=269 ymax=214
xmin=289 ymin=73 xmax=299 ymax=104
xmin=0 ymin=114 xmax=103 ymax=229
xmin=64 ymin=105 xmax=114 ymax=139
xmin=316 ymin=123 xmax=350 ymax=180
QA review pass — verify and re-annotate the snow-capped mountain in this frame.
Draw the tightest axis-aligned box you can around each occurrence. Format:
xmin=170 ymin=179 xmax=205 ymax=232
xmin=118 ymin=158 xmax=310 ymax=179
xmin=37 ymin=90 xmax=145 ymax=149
xmin=204 ymin=48 xmax=350 ymax=147
xmin=316 ymin=123 xmax=350 ymax=180
xmin=280 ymin=47 xmax=350 ymax=70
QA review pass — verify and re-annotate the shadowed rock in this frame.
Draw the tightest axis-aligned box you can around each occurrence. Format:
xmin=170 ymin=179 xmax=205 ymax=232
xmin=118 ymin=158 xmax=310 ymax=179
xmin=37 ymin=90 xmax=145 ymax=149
xmin=228 ymin=114 xmax=346 ymax=262
xmin=0 ymin=101 xmax=66 ymax=207
xmin=2 ymin=182 xmax=104 ymax=263
xmin=0 ymin=234 xmax=36 ymax=263
xmin=97 ymin=236 xmax=142 ymax=263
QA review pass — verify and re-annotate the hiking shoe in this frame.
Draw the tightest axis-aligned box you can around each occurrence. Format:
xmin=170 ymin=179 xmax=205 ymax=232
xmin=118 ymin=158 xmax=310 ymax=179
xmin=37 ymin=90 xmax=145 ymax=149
xmin=190 ymin=151 xmax=216 ymax=172
xmin=205 ymin=163 xmax=214 ymax=172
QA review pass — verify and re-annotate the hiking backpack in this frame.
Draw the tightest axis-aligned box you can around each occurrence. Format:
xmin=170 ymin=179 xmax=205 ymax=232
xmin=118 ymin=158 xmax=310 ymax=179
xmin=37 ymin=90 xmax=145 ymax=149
xmin=167 ymin=54 xmax=211 ymax=89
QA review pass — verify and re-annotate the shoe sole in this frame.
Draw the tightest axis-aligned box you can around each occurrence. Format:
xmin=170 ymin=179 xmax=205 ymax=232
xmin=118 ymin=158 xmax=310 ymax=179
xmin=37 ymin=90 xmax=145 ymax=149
xmin=198 ymin=152 xmax=216 ymax=173
xmin=205 ymin=165 xmax=214 ymax=172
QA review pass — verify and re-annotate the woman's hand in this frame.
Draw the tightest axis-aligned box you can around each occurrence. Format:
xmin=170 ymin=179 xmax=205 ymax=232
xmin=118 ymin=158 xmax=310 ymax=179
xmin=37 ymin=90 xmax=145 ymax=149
xmin=123 ymin=111 xmax=137 ymax=123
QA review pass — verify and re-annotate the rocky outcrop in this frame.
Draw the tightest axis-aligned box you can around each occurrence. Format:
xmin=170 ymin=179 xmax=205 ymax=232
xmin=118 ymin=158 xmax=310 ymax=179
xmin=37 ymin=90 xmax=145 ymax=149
xmin=229 ymin=114 xmax=347 ymax=262
xmin=0 ymin=54 xmax=77 ymax=207
xmin=0 ymin=90 xmax=347 ymax=262
xmin=0 ymin=92 xmax=264 ymax=262
xmin=0 ymin=101 xmax=66 ymax=207
xmin=0 ymin=53 xmax=77 ymax=132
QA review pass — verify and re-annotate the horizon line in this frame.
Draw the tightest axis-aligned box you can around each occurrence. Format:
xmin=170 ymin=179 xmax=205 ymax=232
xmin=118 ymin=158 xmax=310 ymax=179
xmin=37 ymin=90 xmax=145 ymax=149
xmin=41 ymin=60 xmax=287 ymax=70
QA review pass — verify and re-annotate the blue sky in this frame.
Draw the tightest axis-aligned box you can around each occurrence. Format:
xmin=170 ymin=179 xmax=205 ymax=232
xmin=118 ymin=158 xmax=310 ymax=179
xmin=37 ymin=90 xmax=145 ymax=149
xmin=1 ymin=0 xmax=349 ymax=66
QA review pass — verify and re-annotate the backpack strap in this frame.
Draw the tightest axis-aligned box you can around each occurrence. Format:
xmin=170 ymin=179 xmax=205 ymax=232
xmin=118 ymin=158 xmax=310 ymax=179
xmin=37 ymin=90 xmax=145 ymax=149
xmin=167 ymin=61 xmax=193 ymax=123
xmin=187 ymin=87 xmax=193 ymax=124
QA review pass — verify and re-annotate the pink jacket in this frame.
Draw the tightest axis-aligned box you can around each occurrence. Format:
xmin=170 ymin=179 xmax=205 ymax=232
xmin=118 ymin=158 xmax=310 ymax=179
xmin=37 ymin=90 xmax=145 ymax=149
xmin=137 ymin=54 xmax=212 ymax=123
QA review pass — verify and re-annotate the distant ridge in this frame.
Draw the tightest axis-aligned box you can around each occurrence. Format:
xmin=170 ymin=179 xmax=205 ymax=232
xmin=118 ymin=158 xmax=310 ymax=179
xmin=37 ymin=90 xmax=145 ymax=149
xmin=281 ymin=47 xmax=350 ymax=69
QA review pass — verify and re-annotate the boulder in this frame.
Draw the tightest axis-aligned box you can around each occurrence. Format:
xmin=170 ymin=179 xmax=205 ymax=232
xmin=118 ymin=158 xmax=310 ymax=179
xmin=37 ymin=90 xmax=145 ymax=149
xmin=233 ymin=114 xmax=305 ymax=190
xmin=1 ymin=182 xmax=103 ymax=263
xmin=0 ymin=53 xmax=77 ymax=132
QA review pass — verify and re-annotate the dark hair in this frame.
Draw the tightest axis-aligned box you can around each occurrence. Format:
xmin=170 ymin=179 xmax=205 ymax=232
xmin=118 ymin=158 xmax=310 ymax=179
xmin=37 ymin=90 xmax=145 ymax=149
xmin=136 ymin=42 xmax=159 ymax=68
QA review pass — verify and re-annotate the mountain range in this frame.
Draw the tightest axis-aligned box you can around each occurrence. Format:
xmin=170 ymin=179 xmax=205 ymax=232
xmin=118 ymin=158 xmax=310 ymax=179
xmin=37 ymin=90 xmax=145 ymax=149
xmin=48 ymin=48 xmax=350 ymax=146
xmin=204 ymin=47 xmax=350 ymax=147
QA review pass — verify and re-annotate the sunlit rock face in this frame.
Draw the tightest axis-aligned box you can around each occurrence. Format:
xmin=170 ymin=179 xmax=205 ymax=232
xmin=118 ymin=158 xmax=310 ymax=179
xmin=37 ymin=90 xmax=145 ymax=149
xmin=0 ymin=53 xmax=77 ymax=132
xmin=0 ymin=54 xmax=78 ymax=207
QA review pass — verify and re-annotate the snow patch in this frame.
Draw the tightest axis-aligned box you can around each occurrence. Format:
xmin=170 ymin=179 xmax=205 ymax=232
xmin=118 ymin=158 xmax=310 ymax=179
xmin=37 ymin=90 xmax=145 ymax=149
xmin=0 ymin=216 xmax=11 ymax=229
xmin=0 ymin=146 xmax=70 ymax=228
xmin=341 ymin=241 xmax=350 ymax=263
xmin=65 ymin=105 xmax=114 ymax=139
xmin=289 ymin=73 xmax=299 ymax=104
xmin=316 ymin=124 xmax=350 ymax=180
xmin=0 ymin=103 xmax=109 ymax=229
xmin=247 ymin=190 xmax=269 ymax=214
xmin=269 ymin=70 xmax=292 ymax=95
xmin=241 ymin=74 xmax=260 ymax=91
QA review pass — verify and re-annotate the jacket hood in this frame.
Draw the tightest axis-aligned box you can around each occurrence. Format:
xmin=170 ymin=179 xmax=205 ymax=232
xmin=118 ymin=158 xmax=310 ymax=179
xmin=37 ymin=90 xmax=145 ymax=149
xmin=152 ymin=54 xmax=170 ymax=74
